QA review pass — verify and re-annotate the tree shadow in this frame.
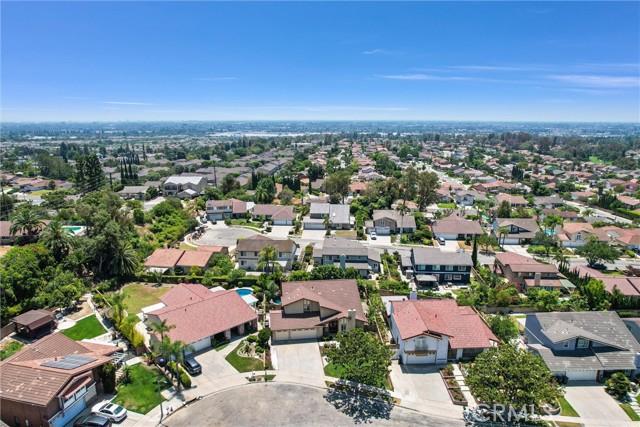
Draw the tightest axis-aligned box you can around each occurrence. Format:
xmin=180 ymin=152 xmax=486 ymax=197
xmin=324 ymin=385 xmax=394 ymax=424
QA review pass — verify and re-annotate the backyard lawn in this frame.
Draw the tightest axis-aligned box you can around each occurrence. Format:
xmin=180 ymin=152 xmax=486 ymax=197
xmin=225 ymin=341 xmax=264 ymax=372
xmin=558 ymin=396 xmax=579 ymax=417
xmin=437 ymin=203 xmax=456 ymax=209
xmin=62 ymin=315 xmax=106 ymax=340
xmin=122 ymin=284 xmax=170 ymax=315
xmin=113 ymin=364 xmax=169 ymax=414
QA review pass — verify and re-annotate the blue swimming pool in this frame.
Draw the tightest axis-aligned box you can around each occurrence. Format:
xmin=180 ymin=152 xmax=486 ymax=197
xmin=236 ymin=288 xmax=253 ymax=297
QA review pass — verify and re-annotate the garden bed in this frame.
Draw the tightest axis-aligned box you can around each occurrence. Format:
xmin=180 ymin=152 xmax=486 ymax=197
xmin=447 ymin=387 xmax=468 ymax=406
xmin=225 ymin=340 xmax=264 ymax=372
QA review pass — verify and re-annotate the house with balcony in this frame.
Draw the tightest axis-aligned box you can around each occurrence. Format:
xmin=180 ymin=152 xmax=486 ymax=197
xmin=525 ymin=311 xmax=640 ymax=381
xmin=410 ymin=247 xmax=473 ymax=287
xmin=312 ymin=237 xmax=381 ymax=277
xmin=390 ymin=298 xmax=498 ymax=365
xmin=162 ymin=175 xmax=207 ymax=198
xmin=0 ymin=334 xmax=119 ymax=427
xmin=236 ymin=235 xmax=297 ymax=271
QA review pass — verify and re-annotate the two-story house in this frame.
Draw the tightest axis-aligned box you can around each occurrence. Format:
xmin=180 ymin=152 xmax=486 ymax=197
xmin=0 ymin=334 xmax=119 ymax=427
xmin=555 ymin=222 xmax=608 ymax=248
xmin=162 ymin=175 xmax=207 ymax=198
xmin=269 ymin=279 xmax=367 ymax=341
xmin=366 ymin=210 xmax=417 ymax=235
xmin=236 ymin=235 xmax=297 ymax=271
xmin=390 ymin=298 xmax=498 ymax=365
xmin=454 ymin=190 xmax=486 ymax=206
xmin=206 ymin=198 xmax=253 ymax=221
xmin=411 ymin=247 xmax=473 ymax=286
xmin=312 ymin=237 xmax=381 ymax=277
xmin=492 ymin=218 xmax=540 ymax=244
xmin=302 ymin=203 xmax=352 ymax=230
xmin=494 ymin=252 xmax=572 ymax=293
xmin=525 ymin=311 xmax=640 ymax=381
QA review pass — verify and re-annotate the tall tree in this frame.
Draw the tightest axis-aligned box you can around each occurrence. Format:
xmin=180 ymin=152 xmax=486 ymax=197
xmin=496 ymin=200 xmax=511 ymax=218
xmin=257 ymin=245 xmax=280 ymax=274
xmin=471 ymin=236 xmax=478 ymax=267
xmin=150 ymin=319 xmax=176 ymax=342
xmin=9 ymin=206 xmax=45 ymax=243
xmin=416 ymin=171 xmax=439 ymax=210
xmin=574 ymin=237 xmax=620 ymax=267
xmin=324 ymin=170 xmax=351 ymax=203
xmin=39 ymin=220 xmax=78 ymax=261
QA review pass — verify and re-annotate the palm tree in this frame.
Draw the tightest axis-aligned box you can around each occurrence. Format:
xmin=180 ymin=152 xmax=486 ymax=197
xmin=150 ymin=319 xmax=176 ymax=341
xmin=169 ymin=340 xmax=195 ymax=393
xmin=498 ymin=226 xmax=510 ymax=249
xmin=110 ymin=242 xmax=139 ymax=278
xmin=39 ymin=220 xmax=78 ymax=261
xmin=254 ymin=186 xmax=269 ymax=204
xmin=395 ymin=203 xmax=410 ymax=237
xmin=553 ymin=252 xmax=569 ymax=272
xmin=323 ymin=214 xmax=331 ymax=235
xmin=10 ymin=208 xmax=45 ymax=243
xmin=257 ymin=245 xmax=280 ymax=275
xmin=583 ymin=208 xmax=595 ymax=217
xmin=108 ymin=293 xmax=128 ymax=327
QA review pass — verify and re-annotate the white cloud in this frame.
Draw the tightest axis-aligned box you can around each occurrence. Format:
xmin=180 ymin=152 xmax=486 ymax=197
xmin=546 ymin=74 xmax=639 ymax=88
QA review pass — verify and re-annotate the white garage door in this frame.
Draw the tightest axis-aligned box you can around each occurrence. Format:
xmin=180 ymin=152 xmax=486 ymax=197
xmin=289 ymin=328 xmax=318 ymax=340
xmin=274 ymin=331 xmax=290 ymax=342
xmin=304 ymin=223 xmax=325 ymax=230
xmin=375 ymin=227 xmax=391 ymax=235
xmin=566 ymin=370 xmax=597 ymax=381
xmin=187 ymin=337 xmax=211 ymax=354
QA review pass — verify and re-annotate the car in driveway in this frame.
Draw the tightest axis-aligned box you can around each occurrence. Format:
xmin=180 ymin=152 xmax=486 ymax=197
xmin=370 ymin=231 xmax=377 ymax=240
xmin=74 ymin=414 xmax=112 ymax=427
xmin=183 ymin=357 xmax=202 ymax=375
xmin=91 ymin=402 xmax=127 ymax=423
xmin=437 ymin=236 xmax=446 ymax=245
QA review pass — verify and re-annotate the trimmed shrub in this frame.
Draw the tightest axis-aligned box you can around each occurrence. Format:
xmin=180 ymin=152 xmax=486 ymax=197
xmin=247 ymin=335 xmax=258 ymax=343
xmin=101 ymin=362 xmax=116 ymax=393
xmin=258 ymin=328 xmax=271 ymax=345
xmin=180 ymin=373 xmax=192 ymax=388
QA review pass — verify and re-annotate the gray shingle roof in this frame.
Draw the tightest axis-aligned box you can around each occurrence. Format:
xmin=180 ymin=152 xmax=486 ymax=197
xmin=412 ymin=247 xmax=473 ymax=266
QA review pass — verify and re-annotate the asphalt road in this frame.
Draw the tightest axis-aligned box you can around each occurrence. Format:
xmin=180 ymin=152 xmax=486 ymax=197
xmin=165 ymin=383 xmax=464 ymax=427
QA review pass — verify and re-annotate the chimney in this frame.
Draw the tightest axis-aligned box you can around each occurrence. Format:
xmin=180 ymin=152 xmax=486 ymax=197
xmin=410 ymin=290 xmax=418 ymax=301
xmin=340 ymin=254 xmax=346 ymax=269
xmin=347 ymin=309 xmax=356 ymax=330
xmin=534 ymin=272 xmax=541 ymax=288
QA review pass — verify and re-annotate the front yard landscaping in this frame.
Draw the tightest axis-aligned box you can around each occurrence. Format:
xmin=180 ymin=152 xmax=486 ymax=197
xmin=437 ymin=203 xmax=456 ymax=209
xmin=113 ymin=364 xmax=169 ymax=414
xmin=62 ymin=314 xmax=106 ymax=340
xmin=324 ymin=362 xmax=344 ymax=378
xmin=225 ymin=340 xmax=264 ymax=372
xmin=620 ymin=402 xmax=640 ymax=421
xmin=122 ymin=284 xmax=171 ymax=315
xmin=558 ymin=396 xmax=579 ymax=417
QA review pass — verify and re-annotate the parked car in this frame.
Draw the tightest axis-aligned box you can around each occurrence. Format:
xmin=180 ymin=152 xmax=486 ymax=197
xmin=437 ymin=236 xmax=446 ymax=245
xmin=591 ymin=262 xmax=607 ymax=270
xmin=370 ymin=231 xmax=377 ymax=240
xmin=182 ymin=357 xmax=202 ymax=376
xmin=74 ymin=414 xmax=112 ymax=427
xmin=92 ymin=402 xmax=128 ymax=422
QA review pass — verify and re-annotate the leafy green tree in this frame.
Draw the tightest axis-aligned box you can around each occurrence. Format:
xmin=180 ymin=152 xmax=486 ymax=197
xmin=580 ymin=279 xmax=610 ymax=310
xmin=324 ymin=170 xmax=351 ymax=203
xmin=542 ymin=213 xmax=563 ymax=232
xmin=227 ymin=268 xmax=246 ymax=282
xmin=605 ymin=372 xmax=631 ymax=400
xmin=287 ymin=270 xmax=311 ymax=281
xmin=108 ymin=293 xmax=128 ymax=328
xmin=133 ymin=208 xmax=145 ymax=225
xmin=574 ymin=237 xmax=620 ymax=267
xmin=416 ymin=171 xmax=439 ymax=210
xmin=35 ymin=270 xmax=85 ymax=309
xmin=533 ymin=231 xmax=558 ymax=258
xmin=324 ymin=329 xmax=393 ymax=389
xmin=110 ymin=242 xmax=139 ymax=278
xmin=487 ymin=315 xmax=519 ymax=343
xmin=477 ymin=234 xmax=498 ymax=254
xmin=278 ymin=186 xmax=294 ymax=205
xmin=39 ymin=220 xmax=78 ymax=261
xmin=310 ymin=265 xmax=360 ymax=280
xmin=471 ymin=236 xmax=478 ymax=267
xmin=0 ymin=192 xmax=15 ymax=220
xmin=465 ymin=345 xmax=563 ymax=413
xmin=496 ymin=200 xmax=511 ymax=218
xmin=527 ymin=288 xmax=560 ymax=312
xmin=220 ymin=174 xmax=240 ymax=195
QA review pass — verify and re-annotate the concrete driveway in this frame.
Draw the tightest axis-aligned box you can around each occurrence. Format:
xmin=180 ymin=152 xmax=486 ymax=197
xmin=267 ymin=225 xmax=293 ymax=238
xmin=300 ymin=229 xmax=327 ymax=241
xmin=390 ymin=362 xmax=455 ymax=406
xmin=197 ymin=223 xmax=260 ymax=248
xmin=190 ymin=347 xmax=238 ymax=378
xmin=503 ymin=244 xmax=531 ymax=257
xmin=563 ymin=381 xmax=629 ymax=422
xmin=272 ymin=340 xmax=324 ymax=375
xmin=438 ymin=240 xmax=460 ymax=253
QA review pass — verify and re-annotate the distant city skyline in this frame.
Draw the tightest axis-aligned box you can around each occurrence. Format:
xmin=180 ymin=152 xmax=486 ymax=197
xmin=2 ymin=2 xmax=639 ymax=122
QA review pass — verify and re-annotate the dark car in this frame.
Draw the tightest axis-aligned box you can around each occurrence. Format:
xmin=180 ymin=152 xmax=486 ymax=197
xmin=74 ymin=414 xmax=112 ymax=427
xmin=182 ymin=357 xmax=202 ymax=375
xmin=591 ymin=262 xmax=607 ymax=270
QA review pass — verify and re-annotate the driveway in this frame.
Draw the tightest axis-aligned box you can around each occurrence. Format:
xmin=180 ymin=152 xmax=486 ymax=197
xmin=267 ymin=225 xmax=293 ymax=238
xmin=196 ymin=223 xmax=260 ymax=249
xmin=389 ymin=362 xmax=455 ymax=406
xmin=437 ymin=239 xmax=460 ymax=253
xmin=563 ymin=381 xmax=629 ymax=422
xmin=503 ymin=244 xmax=530 ymax=257
xmin=272 ymin=340 xmax=324 ymax=375
xmin=300 ymin=229 xmax=327 ymax=241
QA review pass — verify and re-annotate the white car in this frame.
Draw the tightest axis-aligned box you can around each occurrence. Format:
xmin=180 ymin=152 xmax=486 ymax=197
xmin=92 ymin=402 xmax=128 ymax=422
xmin=370 ymin=231 xmax=377 ymax=240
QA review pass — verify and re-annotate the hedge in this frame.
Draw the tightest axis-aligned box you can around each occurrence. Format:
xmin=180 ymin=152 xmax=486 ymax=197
xmin=137 ymin=274 xmax=258 ymax=288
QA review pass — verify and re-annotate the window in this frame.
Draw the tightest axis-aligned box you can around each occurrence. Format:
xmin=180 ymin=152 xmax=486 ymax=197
xmin=417 ymin=264 xmax=426 ymax=270
xmin=240 ymin=251 xmax=245 ymax=257
xmin=341 ymin=323 xmax=347 ymax=333
xmin=453 ymin=275 xmax=462 ymax=280
xmin=432 ymin=265 xmax=441 ymax=271
xmin=240 ymin=261 xmax=245 ymax=266
xmin=14 ymin=417 xmax=20 ymax=427
xmin=445 ymin=274 xmax=453 ymax=281
xmin=415 ymin=338 xmax=428 ymax=350
xmin=445 ymin=265 xmax=454 ymax=271
xmin=577 ymin=338 xmax=589 ymax=349
xmin=563 ymin=341 xmax=570 ymax=348
xmin=303 ymin=300 xmax=310 ymax=313
xmin=576 ymin=233 xmax=582 ymax=241
xmin=458 ymin=266 xmax=466 ymax=272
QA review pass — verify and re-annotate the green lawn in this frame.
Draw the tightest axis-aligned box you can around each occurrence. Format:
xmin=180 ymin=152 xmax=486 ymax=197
xmin=121 ymin=284 xmax=170 ymax=315
xmin=225 ymin=341 xmax=264 ymax=372
xmin=113 ymin=364 xmax=169 ymax=414
xmin=214 ymin=341 xmax=230 ymax=351
xmin=0 ymin=341 xmax=24 ymax=360
xmin=620 ymin=403 xmax=640 ymax=421
xmin=558 ymin=396 xmax=579 ymax=417
xmin=29 ymin=189 xmax=52 ymax=196
xmin=324 ymin=362 xmax=345 ymax=378
xmin=62 ymin=315 xmax=106 ymax=340
xmin=437 ymin=203 xmax=456 ymax=209
xmin=588 ymin=156 xmax=604 ymax=165
xmin=554 ymin=422 xmax=583 ymax=427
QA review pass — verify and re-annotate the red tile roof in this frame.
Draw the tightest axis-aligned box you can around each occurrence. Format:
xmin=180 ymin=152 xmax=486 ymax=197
xmin=391 ymin=299 xmax=498 ymax=349
xmin=175 ymin=250 xmax=214 ymax=268
xmin=144 ymin=248 xmax=184 ymax=268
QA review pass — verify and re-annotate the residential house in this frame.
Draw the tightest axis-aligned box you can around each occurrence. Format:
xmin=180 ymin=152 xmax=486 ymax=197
xmin=236 ymin=235 xmax=297 ymax=271
xmin=366 ymin=210 xmax=417 ymax=235
xmin=312 ymin=237 xmax=381 ymax=277
xmin=454 ymin=190 xmax=486 ymax=207
xmin=0 ymin=334 xmax=119 ymax=427
xmin=251 ymin=204 xmax=297 ymax=226
xmin=525 ymin=311 xmax=640 ymax=381
xmin=471 ymin=181 xmax=515 ymax=194
xmin=145 ymin=284 xmax=257 ymax=353
xmin=496 ymin=193 xmax=528 ymax=208
xmin=432 ymin=216 xmax=483 ymax=241
xmin=617 ymin=195 xmax=640 ymax=210
xmin=410 ymin=247 xmax=473 ymax=286
xmin=302 ymin=203 xmax=352 ymax=230
xmin=390 ymin=298 xmax=498 ymax=365
xmin=555 ymin=222 xmax=607 ymax=248
xmin=494 ymin=252 xmax=572 ymax=293
xmin=269 ymin=279 xmax=367 ymax=341
xmin=533 ymin=196 xmax=564 ymax=209
xmin=162 ymin=175 xmax=207 ymax=198
xmin=492 ymin=218 xmax=540 ymax=245
xmin=117 ymin=185 xmax=149 ymax=201
xmin=10 ymin=310 xmax=57 ymax=340
xmin=144 ymin=246 xmax=226 ymax=274
xmin=538 ymin=208 xmax=581 ymax=223
xmin=206 ymin=198 xmax=253 ymax=221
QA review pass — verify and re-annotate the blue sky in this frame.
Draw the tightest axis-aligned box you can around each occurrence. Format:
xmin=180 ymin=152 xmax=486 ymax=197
xmin=2 ymin=1 xmax=639 ymax=122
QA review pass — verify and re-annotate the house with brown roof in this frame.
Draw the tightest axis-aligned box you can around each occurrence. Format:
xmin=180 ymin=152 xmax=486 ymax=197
xmin=11 ymin=310 xmax=56 ymax=340
xmin=432 ymin=216 xmax=483 ymax=241
xmin=494 ymin=252 xmax=572 ymax=293
xmin=492 ymin=218 xmax=540 ymax=244
xmin=0 ymin=334 xmax=119 ymax=427
xmin=269 ymin=279 xmax=367 ymax=342
xmin=145 ymin=283 xmax=257 ymax=353
xmin=144 ymin=246 xmax=228 ymax=274
xmin=236 ymin=235 xmax=298 ymax=271
xmin=496 ymin=193 xmax=528 ymax=208
xmin=555 ymin=222 xmax=607 ymax=248
xmin=251 ymin=204 xmax=297 ymax=225
xmin=366 ymin=210 xmax=417 ymax=235
xmin=617 ymin=195 xmax=640 ymax=210
xmin=390 ymin=298 xmax=498 ymax=364
xmin=206 ymin=198 xmax=253 ymax=221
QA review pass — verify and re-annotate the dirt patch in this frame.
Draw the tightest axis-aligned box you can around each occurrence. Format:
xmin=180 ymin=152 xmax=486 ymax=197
xmin=66 ymin=298 xmax=93 ymax=321
xmin=0 ymin=246 xmax=12 ymax=258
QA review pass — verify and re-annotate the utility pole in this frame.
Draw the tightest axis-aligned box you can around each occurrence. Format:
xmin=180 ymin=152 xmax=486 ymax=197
xmin=109 ymin=172 xmax=114 ymax=190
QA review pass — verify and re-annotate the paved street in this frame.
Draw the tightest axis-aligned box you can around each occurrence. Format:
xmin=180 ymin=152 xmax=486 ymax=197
xmin=165 ymin=383 xmax=464 ymax=427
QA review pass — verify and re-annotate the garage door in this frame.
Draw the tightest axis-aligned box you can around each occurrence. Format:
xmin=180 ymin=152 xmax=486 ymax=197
xmin=187 ymin=337 xmax=211 ymax=354
xmin=375 ymin=227 xmax=391 ymax=235
xmin=289 ymin=328 xmax=318 ymax=340
xmin=304 ymin=223 xmax=325 ymax=230
xmin=274 ymin=331 xmax=290 ymax=342
xmin=566 ymin=370 xmax=597 ymax=381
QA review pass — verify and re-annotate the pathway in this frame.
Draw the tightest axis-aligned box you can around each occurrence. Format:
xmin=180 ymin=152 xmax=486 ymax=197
xmin=452 ymin=364 xmax=476 ymax=405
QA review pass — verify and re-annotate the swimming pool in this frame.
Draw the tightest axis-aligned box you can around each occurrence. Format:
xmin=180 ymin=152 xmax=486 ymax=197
xmin=236 ymin=288 xmax=253 ymax=297
xmin=62 ymin=226 xmax=82 ymax=232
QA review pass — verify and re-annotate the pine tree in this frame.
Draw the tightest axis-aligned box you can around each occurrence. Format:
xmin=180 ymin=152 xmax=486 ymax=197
xmin=471 ymin=236 xmax=478 ymax=268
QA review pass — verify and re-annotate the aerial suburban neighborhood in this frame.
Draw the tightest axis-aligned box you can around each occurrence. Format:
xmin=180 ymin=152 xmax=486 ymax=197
xmin=1 ymin=1 xmax=639 ymax=427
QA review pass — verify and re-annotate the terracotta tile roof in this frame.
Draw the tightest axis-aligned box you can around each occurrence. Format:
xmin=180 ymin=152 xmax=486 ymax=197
xmin=600 ymin=278 xmax=640 ymax=297
xmin=144 ymin=249 xmax=184 ymax=268
xmin=195 ymin=246 xmax=228 ymax=253
xmin=150 ymin=284 xmax=257 ymax=344
xmin=391 ymin=299 xmax=498 ymax=349
xmin=495 ymin=252 xmax=559 ymax=273
xmin=175 ymin=250 xmax=214 ymax=268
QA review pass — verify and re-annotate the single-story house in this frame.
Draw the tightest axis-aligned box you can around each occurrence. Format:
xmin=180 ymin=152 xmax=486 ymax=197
xmin=270 ymin=279 xmax=367 ymax=342
xmin=145 ymin=283 xmax=257 ymax=353
xmin=390 ymin=298 xmax=498 ymax=365
xmin=432 ymin=216 xmax=483 ymax=241
xmin=117 ymin=185 xmax=149 ymax=201
xmin=496 ymin=193 xmax=528 ymax=208
xmin=251 ymin=204 xmax=297 ymax=225
xmin=144 ymin=246 xmax=226 ymax=274
xmin=303 ymin=203 xmax=352 ymax=230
